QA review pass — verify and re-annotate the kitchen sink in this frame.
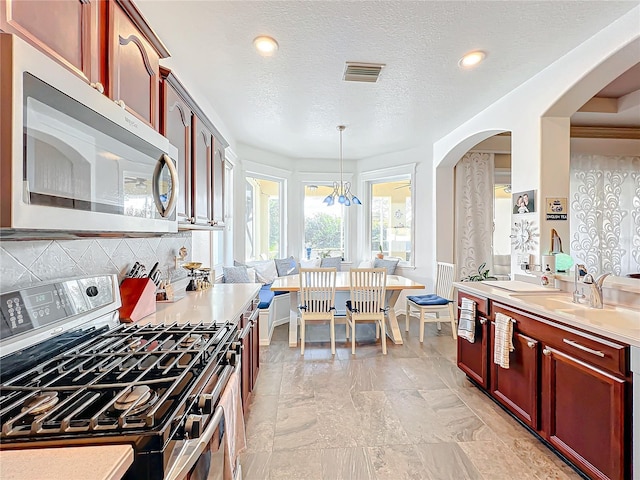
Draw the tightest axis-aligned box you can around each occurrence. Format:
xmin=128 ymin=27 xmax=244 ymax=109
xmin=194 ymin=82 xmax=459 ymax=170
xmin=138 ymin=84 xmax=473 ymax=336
xmin=511 ymin=294 xmax=640 ymax=331
xmin=556 ymin=306 xmax=640 ymax=330
xmin=510 ymin=294 xmax=579 ymax=310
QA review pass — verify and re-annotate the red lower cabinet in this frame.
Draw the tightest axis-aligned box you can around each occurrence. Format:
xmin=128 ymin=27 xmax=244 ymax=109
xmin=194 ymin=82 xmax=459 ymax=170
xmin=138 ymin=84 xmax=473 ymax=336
xmin=543 ymin=346 xmax=628 ymax=480
xmin=490 ymin=327 xmax=539 ymax=429
xmin=456 ymin=293 xmax=631 ymax=480
xmin=457 ymin=292 xmax=490 ymax=389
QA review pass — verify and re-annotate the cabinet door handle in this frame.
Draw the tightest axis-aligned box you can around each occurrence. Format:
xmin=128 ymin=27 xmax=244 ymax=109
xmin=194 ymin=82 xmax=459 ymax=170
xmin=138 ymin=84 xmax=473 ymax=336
xmin=542 ymin=348 xmax=551 ymax=356
xmin=527 ymin=341 xmax=536 ymax=349
xmin=479 ymin=317 xmax=487 ymax=325
xmin=562 ymin=338 xmax=605 ymax=358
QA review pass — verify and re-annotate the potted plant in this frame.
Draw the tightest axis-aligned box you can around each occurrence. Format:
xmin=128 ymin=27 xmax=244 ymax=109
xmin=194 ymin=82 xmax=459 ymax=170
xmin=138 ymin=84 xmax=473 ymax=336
xmin=377 ymin=244 xmax=384 ymax=259
xmin=461 ymin=262 xmax=497 ymax=282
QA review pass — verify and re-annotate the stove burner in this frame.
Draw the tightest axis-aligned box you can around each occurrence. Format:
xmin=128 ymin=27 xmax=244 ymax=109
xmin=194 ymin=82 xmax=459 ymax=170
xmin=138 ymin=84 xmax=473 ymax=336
xmin=114 ymin=385 xmax=158 ymax=415
xmin=126 ymin=337 xmax=143 ymax=351
xmin=21 ymin=392 xmax=59 ymax=415
xmin=180 ymin=334 xmax=204 ymax=349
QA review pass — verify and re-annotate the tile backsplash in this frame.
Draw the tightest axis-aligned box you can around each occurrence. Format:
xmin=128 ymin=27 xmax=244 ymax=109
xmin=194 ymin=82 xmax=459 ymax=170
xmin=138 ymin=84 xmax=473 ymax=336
xmin=0 ymin=233 xmax=192 ymax=292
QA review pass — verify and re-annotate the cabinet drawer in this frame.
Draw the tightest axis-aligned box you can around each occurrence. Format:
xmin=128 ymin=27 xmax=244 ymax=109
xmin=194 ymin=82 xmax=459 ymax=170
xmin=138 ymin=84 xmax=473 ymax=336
xmin=493 ymin=303 xmax=629 ymax=377
xmin=457 ymin=291 xmax=489 ymax=316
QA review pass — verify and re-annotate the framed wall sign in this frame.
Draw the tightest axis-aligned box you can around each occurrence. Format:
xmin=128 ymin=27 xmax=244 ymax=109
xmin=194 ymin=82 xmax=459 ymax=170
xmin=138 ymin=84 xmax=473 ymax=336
xmin=545 ymin=197 xmax=567 ymax=220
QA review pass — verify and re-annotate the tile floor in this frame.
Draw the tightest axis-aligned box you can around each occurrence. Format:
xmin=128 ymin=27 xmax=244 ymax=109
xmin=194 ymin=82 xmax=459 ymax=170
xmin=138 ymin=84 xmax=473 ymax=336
xmin=239 ymin=319 xmax=584 ymax=480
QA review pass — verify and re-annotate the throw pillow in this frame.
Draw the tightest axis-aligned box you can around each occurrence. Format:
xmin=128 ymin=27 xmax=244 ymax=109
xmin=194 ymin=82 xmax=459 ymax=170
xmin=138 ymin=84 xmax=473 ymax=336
xmin=320 ymin=256 xmax=342 ymax=271
xmin=223 ymin=266 xmax=250 ymax=283
xmin=246 ymin=267 xmax=257 ymax=283
xmin=358 ymin=260 xmax=374 ymax=268
xmin=248 ymin=259 xmax=278 ymax=284
xmin=373 ymin=257 xmax=400 ymax=275
xmin=300 ymin=258 xmax=321 ymax=268
xmin=274 ymin=256 xmax=298 ymax=276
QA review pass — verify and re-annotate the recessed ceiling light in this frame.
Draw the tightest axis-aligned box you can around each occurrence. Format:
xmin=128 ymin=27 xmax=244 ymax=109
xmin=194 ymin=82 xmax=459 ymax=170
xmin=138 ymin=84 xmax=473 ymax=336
xmin=459 ymin=50 xmax=486 ymax=68
xmin=253 ymin=36 xmax=278 ymax=56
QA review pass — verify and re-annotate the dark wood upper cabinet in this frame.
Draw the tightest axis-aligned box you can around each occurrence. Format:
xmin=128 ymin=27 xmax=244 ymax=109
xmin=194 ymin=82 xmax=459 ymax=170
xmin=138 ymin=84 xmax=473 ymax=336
xmin=160 ymin=68 xmax=192 ymax=224
xmin=1 ymin=0 xmax=169 ymax=130
xmin=192 ymin=116 xmax=213 ymax=227
xmin=159 ymin=67 xmax=230 ymax=230
xmin=0 ymin=0 xmax=99 ymax=83
xmin=104 ymin=0 xmax=169 ymax=129
xmin=211 ymin=136 xmax=226 ymax=227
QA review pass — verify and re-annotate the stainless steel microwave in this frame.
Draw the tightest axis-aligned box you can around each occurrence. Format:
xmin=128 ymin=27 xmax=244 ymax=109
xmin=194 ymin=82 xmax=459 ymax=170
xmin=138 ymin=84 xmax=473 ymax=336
xmin=0 ymin=34 xmax=178 ymax=235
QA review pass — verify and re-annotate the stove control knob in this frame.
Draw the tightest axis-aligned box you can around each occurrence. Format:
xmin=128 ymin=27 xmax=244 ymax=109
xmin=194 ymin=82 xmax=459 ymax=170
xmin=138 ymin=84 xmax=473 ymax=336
xmin=184 ymin=414 xmax=204 ymax=439
xmin=225 ymin=351 xmax=238 ymax=366
xmin=231 ymin=341 xmax=243 ymax=352
xmin=197 ymin=393 xmax=214 ymax=414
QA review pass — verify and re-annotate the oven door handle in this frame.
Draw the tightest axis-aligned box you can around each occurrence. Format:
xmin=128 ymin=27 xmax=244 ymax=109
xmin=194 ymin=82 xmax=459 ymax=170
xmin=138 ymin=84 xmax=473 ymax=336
xmin=164 ymin=404 xmax=225 ymax=480
xmin=152 ymin=153 xmax=179 ymax=218
xmin=239 ymin=308 xmax=258 ymax=340
xmin=239 ymin=322 xmax=252 ymax=340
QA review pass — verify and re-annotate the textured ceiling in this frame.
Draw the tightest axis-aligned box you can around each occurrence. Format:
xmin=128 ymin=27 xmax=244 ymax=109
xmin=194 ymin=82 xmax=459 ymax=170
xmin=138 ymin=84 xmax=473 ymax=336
xmin=136 ymin=1 xmax=639 ymax=159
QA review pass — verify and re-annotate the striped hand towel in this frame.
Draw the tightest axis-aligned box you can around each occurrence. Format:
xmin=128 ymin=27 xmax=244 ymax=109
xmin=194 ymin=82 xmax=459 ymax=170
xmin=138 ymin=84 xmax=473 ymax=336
xmin=494 ymin=312 xmax=515 ymax=369
xmin=457 ymin=298 xmax=476 ymax=343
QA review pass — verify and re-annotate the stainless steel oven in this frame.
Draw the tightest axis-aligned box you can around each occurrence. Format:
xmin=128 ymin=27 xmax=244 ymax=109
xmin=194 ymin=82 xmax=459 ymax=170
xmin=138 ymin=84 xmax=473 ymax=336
xmin=0 ymin=275 xmax=241 ymax=480
xmin=0 ymin=33 xmax=178 ymax=234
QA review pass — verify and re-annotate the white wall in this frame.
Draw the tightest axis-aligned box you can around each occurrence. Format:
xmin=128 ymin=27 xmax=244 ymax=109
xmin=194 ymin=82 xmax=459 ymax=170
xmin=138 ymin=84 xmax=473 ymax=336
xmin=433 ymin=6 xmax=640 ymax=278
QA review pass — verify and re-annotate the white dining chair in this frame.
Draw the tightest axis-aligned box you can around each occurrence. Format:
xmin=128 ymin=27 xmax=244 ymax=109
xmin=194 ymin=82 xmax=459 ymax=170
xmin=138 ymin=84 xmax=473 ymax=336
xmin=405 ymin=262 xmax=456 ymax=341
xmin=346 ymin=268 xmax=388 ymax=355
xmin=298 ymin=267 xmax=338 ymax=355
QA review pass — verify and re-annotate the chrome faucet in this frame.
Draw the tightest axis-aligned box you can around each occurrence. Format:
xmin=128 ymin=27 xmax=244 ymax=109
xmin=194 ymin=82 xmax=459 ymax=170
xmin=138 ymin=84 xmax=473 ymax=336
xmin=582 ymin=272 xmax=611 ymax=309
xmin=573 ymin=264 xmax=587 ymax=304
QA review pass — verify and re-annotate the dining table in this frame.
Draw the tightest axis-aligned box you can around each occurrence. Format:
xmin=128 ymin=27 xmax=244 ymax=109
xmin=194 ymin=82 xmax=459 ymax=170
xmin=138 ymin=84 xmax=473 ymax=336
xmin=270 ymin=271 xmax=425 ymax=347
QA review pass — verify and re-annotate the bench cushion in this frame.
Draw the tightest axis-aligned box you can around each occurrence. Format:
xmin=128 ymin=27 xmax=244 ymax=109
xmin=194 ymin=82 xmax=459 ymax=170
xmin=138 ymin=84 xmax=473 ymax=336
xmin=258 ymin=285 xmax=276 ymax=309
xmin=258 ymin=284 xmax=289 ymax=309
xmin=407 ymin=294 xmax=451 ymax=306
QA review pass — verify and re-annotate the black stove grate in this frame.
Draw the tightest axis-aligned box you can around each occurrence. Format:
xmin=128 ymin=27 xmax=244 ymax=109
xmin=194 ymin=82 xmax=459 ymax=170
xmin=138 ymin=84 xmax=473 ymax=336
xmin=0 ymin=321 xmax=234 ymax=441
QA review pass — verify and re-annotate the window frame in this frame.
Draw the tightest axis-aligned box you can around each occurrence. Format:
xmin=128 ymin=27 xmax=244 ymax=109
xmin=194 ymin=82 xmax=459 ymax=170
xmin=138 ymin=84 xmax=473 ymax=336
xmin=360 ymin=164 xmax=416 ymax=267
xmin=299 ymin=172 xmax=356 ymax=262
xmin=244 ymin=171 xmax=287 ymax=261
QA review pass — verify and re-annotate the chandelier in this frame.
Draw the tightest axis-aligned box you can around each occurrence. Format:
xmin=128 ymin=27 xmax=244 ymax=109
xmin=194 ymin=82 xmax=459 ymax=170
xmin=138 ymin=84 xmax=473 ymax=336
xmin=323 ymin=125 xmax=361 ymax=206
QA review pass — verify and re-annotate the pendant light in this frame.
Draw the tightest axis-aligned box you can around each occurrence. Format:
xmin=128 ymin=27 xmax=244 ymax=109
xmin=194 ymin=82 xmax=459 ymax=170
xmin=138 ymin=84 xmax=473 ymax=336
xmin=323 ymin=125 xmax=361 ymax=207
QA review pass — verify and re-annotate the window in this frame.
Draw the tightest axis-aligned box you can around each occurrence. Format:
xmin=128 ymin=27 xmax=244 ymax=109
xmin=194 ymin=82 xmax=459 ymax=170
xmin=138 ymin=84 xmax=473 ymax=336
xmin=245 ymin=176 xmax=282 ymax=260
xmin=370 ymin=179 xmax=412 ymax=261
xmin=303 ymin=184 xmax=345 ymax=260
xmin=362 ymin=164 xmax=415 ymax=265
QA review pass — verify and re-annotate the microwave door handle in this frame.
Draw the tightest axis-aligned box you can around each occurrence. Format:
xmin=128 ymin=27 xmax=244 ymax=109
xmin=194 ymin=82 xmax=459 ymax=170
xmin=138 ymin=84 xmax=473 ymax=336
xmin=152 ymin=153 xmax=178 ymax=218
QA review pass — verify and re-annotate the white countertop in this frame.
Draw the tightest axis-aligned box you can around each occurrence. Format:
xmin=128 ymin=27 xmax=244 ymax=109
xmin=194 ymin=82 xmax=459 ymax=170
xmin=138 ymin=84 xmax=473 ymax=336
xmin=143 ymin=283 xmax=261 ymax=326
xmin=454 ymin=281 xmax=640 ymax=347
xmin=0 ymin=445 xmax=133 ymax=480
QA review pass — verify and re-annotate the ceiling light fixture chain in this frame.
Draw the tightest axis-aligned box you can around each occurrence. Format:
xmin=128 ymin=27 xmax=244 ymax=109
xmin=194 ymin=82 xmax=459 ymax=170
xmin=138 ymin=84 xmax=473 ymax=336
xmin=323 ymin=125 xmax=361 ymax=207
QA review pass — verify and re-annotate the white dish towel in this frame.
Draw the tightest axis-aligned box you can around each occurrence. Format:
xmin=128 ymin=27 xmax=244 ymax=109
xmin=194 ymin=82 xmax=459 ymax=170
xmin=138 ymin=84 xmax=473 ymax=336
xmin=219 ymin=369 xmax=246 ymax=480
xmin=494 ymin=312 xmax=515 ymax=369
xmin=457 ymin=298 xmax=476 ymax=343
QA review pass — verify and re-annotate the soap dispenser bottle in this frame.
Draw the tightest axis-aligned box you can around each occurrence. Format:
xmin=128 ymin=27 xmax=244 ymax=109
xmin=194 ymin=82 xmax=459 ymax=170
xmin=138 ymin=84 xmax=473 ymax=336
xmin=540 ymin=265 xmax=552 ymax=286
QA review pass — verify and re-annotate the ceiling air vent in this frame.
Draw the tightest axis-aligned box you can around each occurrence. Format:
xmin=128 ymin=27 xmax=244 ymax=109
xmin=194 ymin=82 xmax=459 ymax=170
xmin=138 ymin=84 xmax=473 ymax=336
xmin=343 ymin=62 xmax=385 ymax=83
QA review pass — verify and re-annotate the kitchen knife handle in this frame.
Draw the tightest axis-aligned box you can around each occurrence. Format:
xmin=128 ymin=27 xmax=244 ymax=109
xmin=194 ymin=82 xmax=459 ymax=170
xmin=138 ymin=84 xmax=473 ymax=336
xmin=148 ymin=262 xmax=159 ymax=279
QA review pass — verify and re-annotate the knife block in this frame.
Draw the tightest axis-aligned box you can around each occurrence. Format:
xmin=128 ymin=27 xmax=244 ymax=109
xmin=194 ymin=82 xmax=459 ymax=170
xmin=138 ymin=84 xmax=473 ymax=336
xmin=119 ymin=278 xmax=156 ymax=323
